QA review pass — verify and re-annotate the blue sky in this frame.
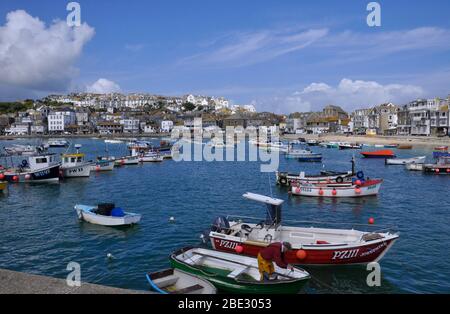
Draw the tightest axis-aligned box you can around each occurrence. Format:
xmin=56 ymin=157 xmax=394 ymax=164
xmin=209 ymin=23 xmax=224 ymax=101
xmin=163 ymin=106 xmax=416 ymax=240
xmin=1 ymin=0 xmax=450 ymax=113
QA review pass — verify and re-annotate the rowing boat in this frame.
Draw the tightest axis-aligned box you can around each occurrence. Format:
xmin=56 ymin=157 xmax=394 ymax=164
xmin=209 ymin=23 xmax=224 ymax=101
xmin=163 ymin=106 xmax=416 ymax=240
xmin=74 ymin=204 xmax=141 ymax=226
xmin=146 ymin=268 xmax=217 ymax=294
xmin=170 ymin=247 xmax=310 ymax=294
xmin=385 ymin=156 xmax=426 ymax=165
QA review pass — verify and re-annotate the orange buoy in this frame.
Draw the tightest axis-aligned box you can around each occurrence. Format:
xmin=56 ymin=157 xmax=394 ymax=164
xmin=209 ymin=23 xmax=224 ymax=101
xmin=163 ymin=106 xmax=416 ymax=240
xmin=296 ymin=249 xmax=307 ymax=260
xmin=235 ymin=245 xmax=244 ymax=254
xmin=319 ymin=189 xmax=324 ymax=196
xmin=96 ymin=165 xmax=101 ymax=171
xmin=12 ymin=175 xmax=19 ymax=182
xmin=435 ymin=168 xmax=440 ymax=173
xmin=447 ymin=168 xmax=450 ymax=173
xmin=332 ymin=189 xmax=337 ymax=196
xmin=0 ymin=173 xmax=5 ymax=180
xmin=355 ymin=188 xmax=361 ymax=194
xmin=368 ymin=217 xmax=375 ymax=225
xmin=295 ymin=187 xmax=301 ymax=194
xmin=355 ymin=180 xmax=362 ymax=186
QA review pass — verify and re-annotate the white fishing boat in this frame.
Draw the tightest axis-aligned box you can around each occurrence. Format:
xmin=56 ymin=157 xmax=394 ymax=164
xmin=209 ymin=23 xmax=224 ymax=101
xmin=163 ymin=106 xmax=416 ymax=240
xmin=75 ymin=203 xmax=141 ymax=226
xmin=405 ymin=163 xmax=424 ymax=171
xmin=208 ymin=193 xmax=399 ymax=266
xmin=104 ymin=139 xmax=123 ymax=144
xmin=114 ymin=155 xmax=140 ymax=166
xmin=385 ymin=156 xmax=426 ymax=165
xmin=146 ymin=268 xmax=217 ymax=294
xmin=60 ymin=145 xmax=92 ymax=178
xmin=4 ymin=144 xmax=46 ymax=156
xmin=292 ymin=179 xmax=382 ymax=198
xmin=47 ymin=139 xmax=70 ymax=147
xmin=139 ymin=152 xmax=164 ymax=162
xmin=306 ymin=139 xmax=319 ymax=146
xmin=90 ymin=159 xmax=115 ymax=172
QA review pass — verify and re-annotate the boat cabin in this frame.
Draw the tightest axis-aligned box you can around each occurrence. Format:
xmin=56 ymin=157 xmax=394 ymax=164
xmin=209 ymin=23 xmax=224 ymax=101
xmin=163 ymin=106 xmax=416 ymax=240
xmin=62 ymin=153 xmax=86 ymax=166
xmin=27 ymin=154 xmax=59 ymax=171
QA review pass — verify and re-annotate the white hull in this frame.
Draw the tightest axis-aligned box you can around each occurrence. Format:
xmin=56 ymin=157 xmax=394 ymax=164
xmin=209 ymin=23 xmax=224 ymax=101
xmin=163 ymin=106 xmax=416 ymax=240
xmin=386 ymin=156 xmax=426 ymax=165
xmin=75 ymin=205 xmax=141 ymax=226
xmin=61 ymin=163 xmax=92 ymax=177
xmin=90 ymin=161 xmax=115 ymax=172
xmin=292 ymin=180 xmax=382 ymax=197
xmin=405 ymin=163 xmax=424 ymax=171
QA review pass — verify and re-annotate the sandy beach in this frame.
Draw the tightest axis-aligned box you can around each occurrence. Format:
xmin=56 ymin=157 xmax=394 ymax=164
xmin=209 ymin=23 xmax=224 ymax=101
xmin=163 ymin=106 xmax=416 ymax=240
xmin=283 ymin=133 xmax=450 ymax=150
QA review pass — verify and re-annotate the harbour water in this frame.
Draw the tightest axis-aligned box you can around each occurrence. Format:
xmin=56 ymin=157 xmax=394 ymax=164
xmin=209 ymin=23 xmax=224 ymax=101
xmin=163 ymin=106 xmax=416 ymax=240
xmin=0 ymin=138 xmax=449 ymax=293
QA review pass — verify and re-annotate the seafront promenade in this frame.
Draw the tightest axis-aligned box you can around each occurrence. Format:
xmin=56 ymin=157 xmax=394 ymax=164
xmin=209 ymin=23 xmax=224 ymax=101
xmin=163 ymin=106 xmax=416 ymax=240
xmin=0 ymin=269 xmax=152 ymax=294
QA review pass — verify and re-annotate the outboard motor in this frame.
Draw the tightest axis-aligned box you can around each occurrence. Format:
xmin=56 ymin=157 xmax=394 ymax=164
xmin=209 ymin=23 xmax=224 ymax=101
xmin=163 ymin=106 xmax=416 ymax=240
xmin=211 ymin=216 xmax=230 ymax=234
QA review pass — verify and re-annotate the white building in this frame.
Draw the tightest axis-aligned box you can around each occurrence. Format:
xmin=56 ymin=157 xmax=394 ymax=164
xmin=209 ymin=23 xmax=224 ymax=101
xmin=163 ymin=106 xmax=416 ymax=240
xmin=5 ymin=123 xmax=30 ymax=135
xmin=48 ymin=111 xmax=76 ymax=133
xmin=161 ymin=120 xmax=174 ymax=133
xmin=120 ymin=119 xmax=140 ymax=133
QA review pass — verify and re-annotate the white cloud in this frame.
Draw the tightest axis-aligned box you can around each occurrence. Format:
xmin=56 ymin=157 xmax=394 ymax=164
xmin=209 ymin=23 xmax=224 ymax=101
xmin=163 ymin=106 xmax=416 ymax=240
xmin=256 ymin=78 xmax=425 ymax=113
xmin=0 ymin=10 xmax=94 ymax=95
xmin=87 ymin=78 xmax=121 ymax=94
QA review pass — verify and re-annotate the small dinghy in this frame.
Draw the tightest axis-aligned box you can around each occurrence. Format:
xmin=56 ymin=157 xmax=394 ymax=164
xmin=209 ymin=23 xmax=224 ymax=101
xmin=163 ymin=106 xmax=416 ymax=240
xmin=170 ymin=247 xmax=310 ymax=294
xmin=146 ymin=268 xmax=217 ymax=294
xmin=361 ymin=149 xmax=395 ymax=158
xmin=75 ymin=203 xmax=141 ymax=226
xmin=385 ymin=156 xmax=426 ymax=165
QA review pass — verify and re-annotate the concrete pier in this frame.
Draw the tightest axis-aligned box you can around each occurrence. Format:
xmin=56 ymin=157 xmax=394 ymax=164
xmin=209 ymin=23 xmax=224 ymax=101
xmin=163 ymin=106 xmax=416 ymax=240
xmin=0 ymin=269 xmax=153 ymax=294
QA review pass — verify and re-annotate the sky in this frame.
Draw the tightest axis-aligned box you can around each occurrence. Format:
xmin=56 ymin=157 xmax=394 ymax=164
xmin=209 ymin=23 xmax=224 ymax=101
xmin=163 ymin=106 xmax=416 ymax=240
xmin=1 ymin=0 xmax=450 ymax=113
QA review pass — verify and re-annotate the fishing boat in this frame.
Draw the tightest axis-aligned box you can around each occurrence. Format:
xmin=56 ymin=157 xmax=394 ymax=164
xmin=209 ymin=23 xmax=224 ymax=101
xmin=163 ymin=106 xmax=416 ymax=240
xmin=139 ymin=152 xmax=164 ymax=163
xmin=338 ymin=143 xmax=362 ymax=150
xmin=60 ymin=145 xmax=92 ymax=178
xmin=284 ymin=148 xmax=322 ymax=161
xmin=1 ymin=154 xmax=60 ymax=183
xmin=432 ymin=146 xmax=449 ymax=159
xmin=170 ymin=247 xmax=310 ymax=294
xmin=306 ymin=139 xmax=319 ymax=146
xmin=104 ymin=139 xmax=123 ymax=144
xmin=4 ymin=144 xmax=46 ymax=156
xmin=361 ymin=149 xmax=395 ymax=158
xmin=47 ymin=139 xmax=70 ymax=147
xmin=0 ymin=181 xmax=7 ymax=192
xmin=434 ymin=146 xmax=448 ymax=152
xmin=74 ymin=203 xmax=141 ymax=226
xmin=146 ymin=268 xmax=217 ymax=294
xmin=276 ymin=170 xmax=354 ymax=186
xmin=385 ymin=156 xmax=426 ymax=165
xmin=292 ymin=178 xmax=382 ymax=198
xmin=326 ymin=142 xmax=339 ymax=148
xmin=423 ymin=157 xmax=450 ymax=174
xmin=208 ymin=193 xmax=399 ymax=265
xmin=90 ymin=159 xmax=115 ymax=172
xmin=397 ymin=144 xmax=413 ymax=150
xmin=405 ymin=163 xmax=424 ymax=171
xmin=114 ymin=155 xmax=140 ymax=166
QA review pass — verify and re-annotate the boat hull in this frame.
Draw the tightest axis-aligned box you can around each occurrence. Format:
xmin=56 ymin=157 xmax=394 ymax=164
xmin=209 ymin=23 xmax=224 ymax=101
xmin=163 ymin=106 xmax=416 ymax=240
xmin=3 ymin=165 xmax=60 ymax=183
xmin=276 ymin=171 xmax=353 ymax=186
xmin=61 ymin=164 xmax=92 ymax=177
xmin=291 ymin=180 xmax=382 ymax=198
xmin=385 ymin=156 xmax=426 ymax=165
xmin=90 ymin=161 xmax=115 ymax=172
xmin=210 ymin=236 xmax=398 ymax=266
xmin=75 ymin=205 xmax=141 ymax=226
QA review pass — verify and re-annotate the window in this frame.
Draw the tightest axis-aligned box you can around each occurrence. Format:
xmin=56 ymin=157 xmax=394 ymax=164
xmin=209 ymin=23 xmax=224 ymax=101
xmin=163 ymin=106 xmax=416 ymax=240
xmin=36 ymin=158 xmax=48 ymax=164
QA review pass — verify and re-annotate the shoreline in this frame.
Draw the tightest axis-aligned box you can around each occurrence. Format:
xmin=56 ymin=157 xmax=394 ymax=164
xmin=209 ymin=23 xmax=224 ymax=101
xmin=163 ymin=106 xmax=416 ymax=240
xmin=282 ymin=134 xmax=450 ymax=150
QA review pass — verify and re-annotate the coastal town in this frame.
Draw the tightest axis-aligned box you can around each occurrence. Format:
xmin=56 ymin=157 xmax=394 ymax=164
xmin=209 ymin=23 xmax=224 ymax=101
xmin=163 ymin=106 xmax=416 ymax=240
xmin=1 ymin=92 xmax=449 ymax=138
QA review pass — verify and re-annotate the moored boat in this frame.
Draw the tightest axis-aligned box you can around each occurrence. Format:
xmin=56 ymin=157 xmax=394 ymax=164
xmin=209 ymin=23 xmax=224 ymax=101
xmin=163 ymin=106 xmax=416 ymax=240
xmin=306 ymin=139 xmax=319 ymax=146
xmin=60 ymin=145 xmax=92 ymax=178
xmin=338 ymin=143 xmax=362 ymax=150
xmin=397 ymin=144 xmax=413 ymax=150
xmin=423 ymin=157 xmax=450 ymax=174
xmin=1 ymin=154 xmax=60 ymax=183
xmin=208 ymin=193 xmax=399 ymax=265
xmin=114 ymin=155 xmax=140 ymax=166
xmin=361 ymin=149 xmax=395 ymax=158
xmin=384 ymin=144 xmax=398 ymax=148
xmin=146 ymin=268 xmax=217 ymax=294
xmin=47 ymin=140 xmax=70 ymax=148
xmin=434 ymin=146 xmax=448 ymax=152
xmin=385 ymin=156 xmax=426 ymax=165
xmin=90 ymin=159 xmax=115 ymax=172
xmin=139 ymin=152 xmax=164 ymax=163
xmin=405 ymin=163 xmax=424 ymax=171
xmin=170 ymin=247 xmax=310 ymax=294
xmin=75 ymin=203 xmax=141 ymax=226
xmin=292 ymin=179 xmax=382 ymax=198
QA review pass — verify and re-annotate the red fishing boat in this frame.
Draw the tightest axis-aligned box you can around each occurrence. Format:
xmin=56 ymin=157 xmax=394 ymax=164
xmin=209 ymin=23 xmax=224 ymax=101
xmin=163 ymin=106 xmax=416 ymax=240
xmin=208 ymin=193 xmax=399 ymax=266
xmin=360 ymin=149 xmax=395 ymax=158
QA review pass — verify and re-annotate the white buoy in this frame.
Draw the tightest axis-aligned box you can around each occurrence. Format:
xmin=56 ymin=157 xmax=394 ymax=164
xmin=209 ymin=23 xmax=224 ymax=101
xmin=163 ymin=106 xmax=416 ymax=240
xmin=169 ymin=216 xmax=175 ymax=222
xmin=107 ymin=253 xmax=114 ymax=259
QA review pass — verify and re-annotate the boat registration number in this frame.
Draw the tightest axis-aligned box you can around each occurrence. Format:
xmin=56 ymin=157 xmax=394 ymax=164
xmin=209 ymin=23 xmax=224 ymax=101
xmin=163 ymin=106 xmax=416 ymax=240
xmin=34 ymin=169 xmax=50 ymax=177
xmin=332 ymin=249 xmax=360 ymax=260
xmin=217 ymin=239 xmax=238 ymax=250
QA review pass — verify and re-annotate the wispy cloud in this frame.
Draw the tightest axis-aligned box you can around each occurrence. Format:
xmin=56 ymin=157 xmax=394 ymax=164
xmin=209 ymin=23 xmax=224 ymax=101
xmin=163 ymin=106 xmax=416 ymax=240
xmin=179 ymin=27 xmax=329 ymax=68
xmin=124 ymin=43 xmax=145 ymax=52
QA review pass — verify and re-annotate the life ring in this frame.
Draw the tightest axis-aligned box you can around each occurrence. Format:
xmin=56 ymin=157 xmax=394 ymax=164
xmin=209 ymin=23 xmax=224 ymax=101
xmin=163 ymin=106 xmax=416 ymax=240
xmin=21 ymin=160 xmax=28 ymax=167
xmin=264 ymin=234 xmax=273 ymax=242
xmin=336 ymin=176 xmax=344 ymax=183
xmin=356 ymin=171 xmax=364 ymax=179
xmin=280 ymin=178 xmax=288 ymax=185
